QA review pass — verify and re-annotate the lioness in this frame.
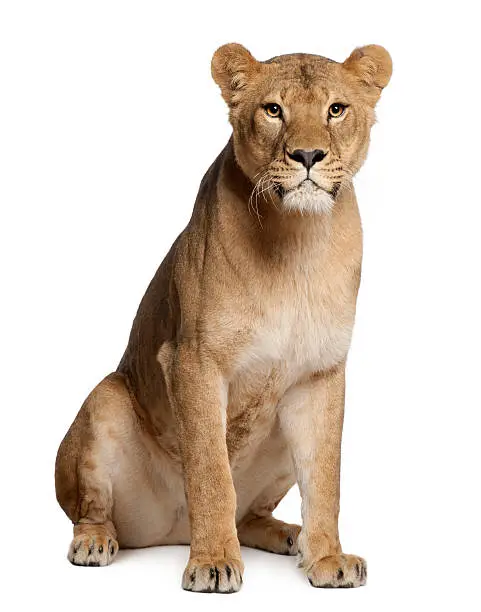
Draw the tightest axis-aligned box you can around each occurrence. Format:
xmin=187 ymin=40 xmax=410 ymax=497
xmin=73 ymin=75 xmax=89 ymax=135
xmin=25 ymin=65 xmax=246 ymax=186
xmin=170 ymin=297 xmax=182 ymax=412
xmin=55 ymin=43 xmax=391 ymax=592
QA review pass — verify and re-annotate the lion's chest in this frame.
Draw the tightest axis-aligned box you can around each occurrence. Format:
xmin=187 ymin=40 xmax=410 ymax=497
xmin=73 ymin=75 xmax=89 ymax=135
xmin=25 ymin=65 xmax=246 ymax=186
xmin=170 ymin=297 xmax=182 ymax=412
xmin=247 ymin=305 xmax=350 ymax=379
xmin=227 ymin=274 xmax=353 ymax=438
xmin=236 ymin=278 xmax=354 ymax=387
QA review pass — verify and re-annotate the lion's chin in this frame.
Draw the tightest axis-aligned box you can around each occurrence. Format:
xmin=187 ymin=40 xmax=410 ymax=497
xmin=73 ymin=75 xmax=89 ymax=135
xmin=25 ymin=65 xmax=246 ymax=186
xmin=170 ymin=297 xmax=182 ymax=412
xmin=281 ymin=180 xmax=334 ymax=215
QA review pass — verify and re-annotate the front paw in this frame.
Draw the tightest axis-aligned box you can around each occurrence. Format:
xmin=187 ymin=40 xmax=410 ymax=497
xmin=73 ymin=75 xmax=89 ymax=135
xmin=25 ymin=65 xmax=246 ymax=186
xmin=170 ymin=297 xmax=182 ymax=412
xmin=306 ymin=554 xmax=367 ymax=588
xmin=182 ymin=557 xmax=244 ymax=593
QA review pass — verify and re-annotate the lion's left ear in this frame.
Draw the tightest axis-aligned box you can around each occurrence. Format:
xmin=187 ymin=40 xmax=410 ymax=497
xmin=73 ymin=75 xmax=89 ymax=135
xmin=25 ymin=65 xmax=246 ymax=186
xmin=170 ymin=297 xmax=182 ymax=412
xmin=211 ymin=43 xmax=260 ymax=106
xmin=343 ymin=45 xmax=392 ymax=103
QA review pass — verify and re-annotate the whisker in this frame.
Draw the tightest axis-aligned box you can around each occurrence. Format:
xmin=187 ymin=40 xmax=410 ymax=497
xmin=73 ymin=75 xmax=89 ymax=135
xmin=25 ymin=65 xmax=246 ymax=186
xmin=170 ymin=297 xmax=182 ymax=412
xmin=249 ymin=171 xmax=267 ymax=229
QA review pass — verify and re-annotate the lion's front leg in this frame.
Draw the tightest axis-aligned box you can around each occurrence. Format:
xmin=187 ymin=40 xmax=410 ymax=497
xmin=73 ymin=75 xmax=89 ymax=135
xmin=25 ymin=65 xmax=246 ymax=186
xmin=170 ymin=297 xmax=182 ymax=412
xmin=161 ymin=341 xmax=243 ymax=593
xmin=278 ymin=363 xmax=366 ymax=589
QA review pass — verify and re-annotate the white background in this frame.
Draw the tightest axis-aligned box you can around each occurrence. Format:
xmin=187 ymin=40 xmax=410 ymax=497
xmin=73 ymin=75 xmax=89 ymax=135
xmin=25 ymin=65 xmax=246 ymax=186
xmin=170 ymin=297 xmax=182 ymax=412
xmin=1 ymin=1 xmax=480 ymax=610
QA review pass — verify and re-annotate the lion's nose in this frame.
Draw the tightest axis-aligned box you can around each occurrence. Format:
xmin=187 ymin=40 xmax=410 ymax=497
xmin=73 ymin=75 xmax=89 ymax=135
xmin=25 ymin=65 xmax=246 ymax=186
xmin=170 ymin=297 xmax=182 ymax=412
xmin=287 ymin=148 xmax=327 ymax=169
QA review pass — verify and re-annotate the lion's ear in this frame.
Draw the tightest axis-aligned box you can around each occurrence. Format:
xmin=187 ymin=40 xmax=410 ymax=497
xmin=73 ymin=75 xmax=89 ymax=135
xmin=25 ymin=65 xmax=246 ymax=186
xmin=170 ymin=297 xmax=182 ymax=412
xmin=212 ymin=43 xmax=260 ymax=105
xmin=343 ymin=45 xmax=392 ymax=103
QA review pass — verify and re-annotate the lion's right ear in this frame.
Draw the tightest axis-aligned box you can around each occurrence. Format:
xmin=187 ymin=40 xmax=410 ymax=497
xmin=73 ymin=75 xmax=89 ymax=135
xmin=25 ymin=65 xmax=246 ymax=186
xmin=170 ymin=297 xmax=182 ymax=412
xmin=211 ymin=43 xmax=260 ymax=106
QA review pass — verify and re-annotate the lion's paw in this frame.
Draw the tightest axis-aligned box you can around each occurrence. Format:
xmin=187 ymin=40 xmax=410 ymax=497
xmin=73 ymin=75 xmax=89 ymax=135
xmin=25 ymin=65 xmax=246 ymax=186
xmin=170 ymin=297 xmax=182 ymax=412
xmin=306 ymin=554 xmax=366 ymax=588
xmin=68 ymin=533 xmax=119 ymax=567
xmin=182 ymin=558 xmax=243 ymax=593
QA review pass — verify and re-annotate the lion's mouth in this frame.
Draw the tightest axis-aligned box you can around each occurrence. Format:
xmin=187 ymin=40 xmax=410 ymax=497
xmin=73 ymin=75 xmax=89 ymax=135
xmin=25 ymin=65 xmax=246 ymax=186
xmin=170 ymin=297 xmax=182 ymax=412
xmin=275 ymin=178 xmax=339 ymax=199
xmin=274 ymin=179 xmax=316 ymax=198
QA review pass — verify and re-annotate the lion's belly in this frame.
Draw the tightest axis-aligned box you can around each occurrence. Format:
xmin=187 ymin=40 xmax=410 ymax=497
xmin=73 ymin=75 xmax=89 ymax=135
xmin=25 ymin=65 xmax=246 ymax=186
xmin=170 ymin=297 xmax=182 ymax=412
xmin=232 ymin=417 xmax=296 ymax=521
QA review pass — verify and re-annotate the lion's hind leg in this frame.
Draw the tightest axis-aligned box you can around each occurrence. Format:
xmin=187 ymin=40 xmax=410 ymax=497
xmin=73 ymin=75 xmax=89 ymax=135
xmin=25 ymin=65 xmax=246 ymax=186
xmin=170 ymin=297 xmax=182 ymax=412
xmin=235 ymin=428 xmax=300 ymax=556
xmin=237 ymin=513 xmax=301 ymax=556
xmin=55 ymin=373 xmax=133 ymax=566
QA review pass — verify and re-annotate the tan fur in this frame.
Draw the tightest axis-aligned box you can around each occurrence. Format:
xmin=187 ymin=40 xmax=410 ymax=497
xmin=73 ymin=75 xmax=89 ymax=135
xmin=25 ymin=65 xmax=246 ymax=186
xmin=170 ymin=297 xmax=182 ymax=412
xmin=55 ymin=43 xmax=391 ymax=592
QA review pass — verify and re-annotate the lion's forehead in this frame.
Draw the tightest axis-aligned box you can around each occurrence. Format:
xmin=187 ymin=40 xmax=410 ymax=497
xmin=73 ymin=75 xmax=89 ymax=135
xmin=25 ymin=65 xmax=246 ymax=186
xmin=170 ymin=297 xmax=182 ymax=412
xmin=259 ymin=57 xmax=352 ymax=103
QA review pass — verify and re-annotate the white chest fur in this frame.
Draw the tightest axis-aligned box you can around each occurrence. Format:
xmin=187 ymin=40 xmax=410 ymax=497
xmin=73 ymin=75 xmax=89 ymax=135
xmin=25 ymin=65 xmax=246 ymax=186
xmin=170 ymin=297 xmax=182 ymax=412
xmin=235 ymin=271 xmax=355 ymax=387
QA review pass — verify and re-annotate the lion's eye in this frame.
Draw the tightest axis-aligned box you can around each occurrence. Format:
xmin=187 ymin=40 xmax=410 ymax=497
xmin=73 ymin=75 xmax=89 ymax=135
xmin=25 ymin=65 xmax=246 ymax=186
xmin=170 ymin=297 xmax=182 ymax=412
xmin=264 ymin=103 xmax=282 ymax=119
xmin=329 ymin=103 xmax=347 ymax=118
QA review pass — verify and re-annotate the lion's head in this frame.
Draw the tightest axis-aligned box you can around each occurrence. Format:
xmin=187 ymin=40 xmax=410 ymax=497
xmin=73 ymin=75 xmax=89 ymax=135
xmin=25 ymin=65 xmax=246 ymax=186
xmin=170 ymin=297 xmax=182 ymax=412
xmin=212 ymin=43 xmax=392 ymax=215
